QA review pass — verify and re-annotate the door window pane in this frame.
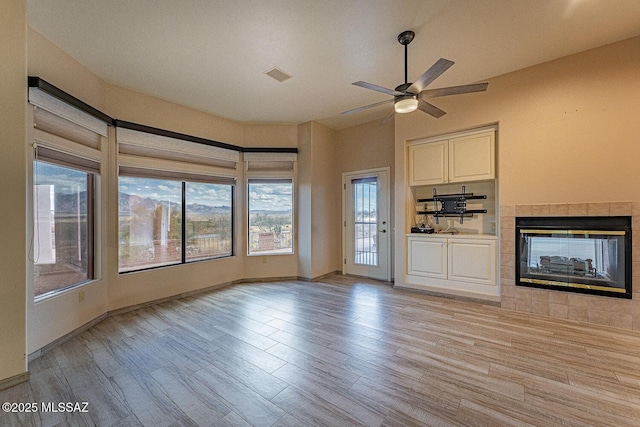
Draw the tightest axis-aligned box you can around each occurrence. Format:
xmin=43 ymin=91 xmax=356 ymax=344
xmin=248 ymin=181 xmax=293 ymax=255
xmin=119 ymin=177 xmax=182 ymax=272
xmin=34 ymin=161 xmax=93 ymax=298
xmin=186 ymin=182 xmax=233 ymax=261
xmin=353 ymin=178 xmax=377 ymax=266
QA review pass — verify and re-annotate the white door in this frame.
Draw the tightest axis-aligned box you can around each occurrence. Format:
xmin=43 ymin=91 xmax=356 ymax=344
xmin=343 ymin=168 xmax=390 ymax=281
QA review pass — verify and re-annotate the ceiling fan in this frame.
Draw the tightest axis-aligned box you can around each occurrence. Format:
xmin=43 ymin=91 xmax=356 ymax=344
xmin=342 ymin=30 xmax=488 ymax=124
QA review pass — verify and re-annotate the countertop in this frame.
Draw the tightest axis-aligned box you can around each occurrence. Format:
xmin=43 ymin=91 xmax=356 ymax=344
xmin=406 ymin=232 xmax=497 ymax=240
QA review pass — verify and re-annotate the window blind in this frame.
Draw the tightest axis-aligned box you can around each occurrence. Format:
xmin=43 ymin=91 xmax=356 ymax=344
xmin=117 ymin=128 xmax=239 ymax=183
xmin=119 ymin=165 xmax=235 ymax=185
xmin=35 ymin=144 xmax=100 ymax=174
xmin=244 ymin=152 xmax=297 ymax=173
xmin=29 ymin=86 xmax=109 ymax=147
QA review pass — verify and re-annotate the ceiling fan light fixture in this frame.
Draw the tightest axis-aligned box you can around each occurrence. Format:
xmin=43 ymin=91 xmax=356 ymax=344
xmin=394 ymin=96 xmax=418 ymax=113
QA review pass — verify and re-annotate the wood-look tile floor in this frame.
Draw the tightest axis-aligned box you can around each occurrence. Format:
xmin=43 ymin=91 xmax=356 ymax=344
xmin=3 ymin=274 xmax=640 ymax=426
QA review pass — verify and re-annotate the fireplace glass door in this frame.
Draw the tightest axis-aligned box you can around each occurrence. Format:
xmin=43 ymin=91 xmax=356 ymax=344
xmin=516 ymin=217 xmax=631 ymax=298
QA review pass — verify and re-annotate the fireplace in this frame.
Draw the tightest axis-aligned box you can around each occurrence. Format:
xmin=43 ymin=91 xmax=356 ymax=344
xmin=516 ymin=216 xmax=632 ymax=298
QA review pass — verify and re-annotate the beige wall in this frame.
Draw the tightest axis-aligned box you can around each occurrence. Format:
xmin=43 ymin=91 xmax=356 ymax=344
xmin=309 ymin=122 xmax=340 ymax=278
xmin=28 ymin=28 xmax=106 ymax=111
xmin=242 ymin=123 xmax=298 ymax=148
xmin=336 ymin=119 xmax=395 ymax=176
xmin=105 ymin=84 xmax=243 ymax=146
xmin=297 ymin=122 xmax=313 ymax=278
xmin=394 ymin=37 xmax=640 ymax=313
xmin=0 ymin=0 xmax=28 ymax=384
xmin=297 ymin=121 xmax=341 ymax=279
xmin=336 ymin=119 xmax=395 ymax=277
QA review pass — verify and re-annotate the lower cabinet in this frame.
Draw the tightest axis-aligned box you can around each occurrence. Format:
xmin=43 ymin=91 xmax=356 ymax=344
xmin=447 ymin=239 xmax=495 ymax=286
xmin=406 ymin=235 xmax=497 ymax=298
xmin=407 ymin=236 xmax=448 ymax=279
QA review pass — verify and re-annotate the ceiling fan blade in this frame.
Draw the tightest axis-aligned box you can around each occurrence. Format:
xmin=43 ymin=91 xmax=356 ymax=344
xmin=407 ymin=58 xmax=455 ymax=94
xmin=418 ymin=99 xmax=446 ymax=118
xmin=420 ymin=82 xmax=488 ymax=98
xmin=341 ymin=98 xmax=393 ymax=115
xmin=353 ymin=81 xmax=405 ymax=97
xmin=380 ymin=109 xmax=395 ymax=126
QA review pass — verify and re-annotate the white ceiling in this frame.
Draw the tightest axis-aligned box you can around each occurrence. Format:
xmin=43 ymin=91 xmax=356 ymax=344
xmin=27 ymin=0 xmax=640 ymax=130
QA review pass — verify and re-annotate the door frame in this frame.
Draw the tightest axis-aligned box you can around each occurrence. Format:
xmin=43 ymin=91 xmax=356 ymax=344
xmin=342 ymin=167 xmax=391 ymax=282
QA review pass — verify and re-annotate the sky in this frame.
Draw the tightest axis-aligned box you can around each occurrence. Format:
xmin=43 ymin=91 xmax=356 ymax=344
xmin=39 ymin=162 xmax=292 ymax=212
xmin=119 ymin=177 xmax=233 ymax=208
xmin=119 ymin=177 xmax=292 ymax=211
xmin=35 ymin=161 xmax=87 ymax=193
xmin=248 ymin=182 xmax=292 ymax=212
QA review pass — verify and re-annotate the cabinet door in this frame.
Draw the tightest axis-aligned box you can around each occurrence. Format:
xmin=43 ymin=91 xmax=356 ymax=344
xmin=407 ymin=237 xmax=447 ymax=279
xmin=408 ymin=140 xmax=447 ymax=186
xmin=447 ymin=239 xmax=496 ymax=286
xmin=448 ymin=132 xmax=495 ymax=183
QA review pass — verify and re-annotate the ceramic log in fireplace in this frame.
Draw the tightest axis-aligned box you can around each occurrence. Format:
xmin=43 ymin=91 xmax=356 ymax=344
xmin=516 ymin=216 xmax=632 ymax=298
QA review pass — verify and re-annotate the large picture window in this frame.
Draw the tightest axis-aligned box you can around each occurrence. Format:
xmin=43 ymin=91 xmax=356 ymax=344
xmin=118 ymin=177 xmax=233 ymax=272
xmin=248 ymin=179 xmax=293 ymax=255
xmin=33 ymin=160 xmax=94 ymax=298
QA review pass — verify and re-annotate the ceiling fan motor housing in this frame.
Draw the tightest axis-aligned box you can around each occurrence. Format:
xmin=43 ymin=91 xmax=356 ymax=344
xmin=395 ymin=82 xmax=412 ymax=92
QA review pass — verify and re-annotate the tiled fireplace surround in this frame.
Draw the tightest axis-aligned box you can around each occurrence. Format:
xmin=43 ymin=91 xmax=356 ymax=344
xmin=500 ymin=202 xmax=640 ymax=330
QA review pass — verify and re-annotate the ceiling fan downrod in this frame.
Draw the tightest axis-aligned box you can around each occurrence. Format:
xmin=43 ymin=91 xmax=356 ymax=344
xmin=397 ymin=30 xmax=415 ymax=86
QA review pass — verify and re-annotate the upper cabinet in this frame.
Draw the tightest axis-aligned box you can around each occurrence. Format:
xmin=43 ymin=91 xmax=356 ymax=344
xmin=408 ymin=140 xmax=447 ymax=186
xmin=408 ymin=130 xmax=495 ymax=186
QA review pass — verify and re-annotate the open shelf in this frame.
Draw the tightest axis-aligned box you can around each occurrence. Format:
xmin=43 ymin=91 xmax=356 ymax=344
xmin=416 ymin=186 xmax=487 ymax=224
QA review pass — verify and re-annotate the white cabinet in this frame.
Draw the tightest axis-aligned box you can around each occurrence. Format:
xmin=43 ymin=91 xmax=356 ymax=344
xmin=408 ymin=140 xmax=447 ymax=186
xmin=405 ymin=234 xmax=498 ymax=298
xmin=448 ymin=132 xmax=495 ymax=183
xmin=407 ymin=236 xmax=447 ymax=279
xmin=447 ymin=238 xmax=496 ymax=286
xmin=408 ymin=130 xmax=495 ymax=186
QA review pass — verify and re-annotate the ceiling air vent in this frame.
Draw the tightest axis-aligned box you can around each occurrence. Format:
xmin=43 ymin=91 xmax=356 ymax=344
xmin=264 ymin=67 xmax=292 ymax=83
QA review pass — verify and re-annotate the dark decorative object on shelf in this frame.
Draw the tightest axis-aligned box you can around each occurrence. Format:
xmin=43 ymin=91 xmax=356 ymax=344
xmin=417 ymin=186 xmax=487 ymax=224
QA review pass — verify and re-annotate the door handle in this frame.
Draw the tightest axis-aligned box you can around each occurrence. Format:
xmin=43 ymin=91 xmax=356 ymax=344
xmin=379 ymin=229 xmax=386 ymax=233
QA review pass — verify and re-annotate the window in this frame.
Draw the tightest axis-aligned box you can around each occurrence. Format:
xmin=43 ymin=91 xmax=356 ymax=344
xmin=248 ymin=179 xmax=293 ymax=255
xmin=118 ymin=177 xmax=182 ymax=272
xmin=33 ymin=160 xmax=94 ymax=298
xmin=118 ymin=177 xmax=233 ymax=272
xmin=352 ymin=177 xmax=378 ymax=266
xmin=29 ymin=81 xmax=109 ymax=300
xmin=186 ymin=182 xmax=233 ymax=261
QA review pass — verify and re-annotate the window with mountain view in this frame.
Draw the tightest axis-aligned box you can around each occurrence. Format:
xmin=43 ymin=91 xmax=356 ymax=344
xmin=33 ymin=161 xmax=94 ymax=298
xmin=248 ymin=179 xmax=293 ymax=255
xmin=118 ymin=177 xmax=233 ymax=272
xmin=186 ymin=182 xmax=233 ymax=261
